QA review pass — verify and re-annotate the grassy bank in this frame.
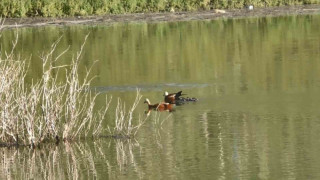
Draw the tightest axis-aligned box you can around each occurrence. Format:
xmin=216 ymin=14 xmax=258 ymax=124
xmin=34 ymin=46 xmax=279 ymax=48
xmin=0 ymin=0 xmax=319 ymax=17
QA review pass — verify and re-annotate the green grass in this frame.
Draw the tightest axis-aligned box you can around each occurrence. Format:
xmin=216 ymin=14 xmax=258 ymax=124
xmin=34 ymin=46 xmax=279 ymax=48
xmin=0 ymin=0 xmax=319 ymax=17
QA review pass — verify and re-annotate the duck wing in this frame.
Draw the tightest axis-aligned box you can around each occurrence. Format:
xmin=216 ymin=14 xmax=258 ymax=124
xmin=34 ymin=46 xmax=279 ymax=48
xmin=175 ymin=91 xmax=187 ymax=100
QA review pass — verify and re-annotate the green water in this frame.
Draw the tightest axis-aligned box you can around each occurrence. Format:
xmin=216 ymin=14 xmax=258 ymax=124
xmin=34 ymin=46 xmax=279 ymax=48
xmin=1 ymin=14 xmax=320 ymax=179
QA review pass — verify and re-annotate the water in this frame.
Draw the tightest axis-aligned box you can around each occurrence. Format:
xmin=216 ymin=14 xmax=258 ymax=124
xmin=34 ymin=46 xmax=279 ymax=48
xmin=1 ymin=14 xmax=320 ymax=179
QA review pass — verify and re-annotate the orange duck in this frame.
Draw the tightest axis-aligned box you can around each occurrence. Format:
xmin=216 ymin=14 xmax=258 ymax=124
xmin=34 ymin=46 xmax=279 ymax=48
xmin=163 ymin=91 xmax=185 ymax=104
xmin=144 ymin=98 xmax=174 ymax=112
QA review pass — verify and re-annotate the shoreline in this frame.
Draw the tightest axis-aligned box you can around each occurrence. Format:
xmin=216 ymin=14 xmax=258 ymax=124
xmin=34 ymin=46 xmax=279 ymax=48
xmin=1 ymin=4 xmax=320 ymax=29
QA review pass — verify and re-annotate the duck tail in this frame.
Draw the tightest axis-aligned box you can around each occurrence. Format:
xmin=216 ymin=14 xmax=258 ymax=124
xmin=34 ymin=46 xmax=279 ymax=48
xmin=176 ymin=91 xmax=186 ymax=98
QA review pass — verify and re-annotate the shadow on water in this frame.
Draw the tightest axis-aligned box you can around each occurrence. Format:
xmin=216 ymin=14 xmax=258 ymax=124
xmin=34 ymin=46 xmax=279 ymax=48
xmin=93 ymin=83 xmax=209 ymax=93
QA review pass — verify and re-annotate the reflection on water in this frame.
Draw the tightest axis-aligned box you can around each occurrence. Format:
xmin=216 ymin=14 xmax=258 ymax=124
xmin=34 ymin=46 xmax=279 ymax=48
xmin=1 ymin=14 xmax=320 ymax=179
xmin=0 ymin=140 xmax=142 ymax=179
xmin=94 ymin=83 xmax=209 ymax=92
xmin=1 ymin=111 xmax=319 ymax=179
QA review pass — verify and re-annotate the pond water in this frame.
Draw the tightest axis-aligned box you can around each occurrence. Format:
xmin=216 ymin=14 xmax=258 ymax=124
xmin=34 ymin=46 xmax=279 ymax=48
xmin=1 ymin=14 xmax=320 ymax=179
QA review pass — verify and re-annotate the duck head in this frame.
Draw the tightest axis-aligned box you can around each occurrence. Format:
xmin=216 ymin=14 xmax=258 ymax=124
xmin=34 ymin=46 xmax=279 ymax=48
xmin=144 ymin=98 xmax=151 ymax=105
xmin=163 ymin=91 xmax=169 ymax=96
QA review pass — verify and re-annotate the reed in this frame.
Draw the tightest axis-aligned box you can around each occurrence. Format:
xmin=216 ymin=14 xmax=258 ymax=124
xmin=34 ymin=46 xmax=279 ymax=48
xmin=109 ymin=89 xmax=147 ymax=137
xmin=0 ymin=22 xmax=143 ymax=147
xmin=0 ymin=0 xmax=318 ymax=17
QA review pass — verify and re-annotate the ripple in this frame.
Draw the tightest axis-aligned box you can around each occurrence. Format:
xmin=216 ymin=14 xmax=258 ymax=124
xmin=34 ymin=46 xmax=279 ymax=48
xmin=92 ymin=83 xmax=210 ymax=92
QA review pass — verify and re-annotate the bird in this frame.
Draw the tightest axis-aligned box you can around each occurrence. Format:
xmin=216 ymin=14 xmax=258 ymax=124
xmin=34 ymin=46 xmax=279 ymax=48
xmin=163 ymin=91 xmax=185 ymax=104
xmin=144 ymin=98 xmax=174 ymax=112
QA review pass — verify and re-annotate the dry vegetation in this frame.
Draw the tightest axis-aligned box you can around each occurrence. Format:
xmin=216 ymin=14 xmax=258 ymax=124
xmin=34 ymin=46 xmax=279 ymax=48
xmin=0 ymin=19 xmax=144 ymax=147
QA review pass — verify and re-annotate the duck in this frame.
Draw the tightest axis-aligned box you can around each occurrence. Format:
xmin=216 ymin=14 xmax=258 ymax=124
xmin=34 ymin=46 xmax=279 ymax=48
xmin=144 ymin=98 xmax=174 ymax=112
xmin=163 ymin=91 xmax=185 ymax=104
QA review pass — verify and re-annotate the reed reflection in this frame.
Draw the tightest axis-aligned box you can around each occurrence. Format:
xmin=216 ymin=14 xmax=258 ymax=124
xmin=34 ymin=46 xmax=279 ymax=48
xmin=0 ymin=139 xmax=144 ymax=179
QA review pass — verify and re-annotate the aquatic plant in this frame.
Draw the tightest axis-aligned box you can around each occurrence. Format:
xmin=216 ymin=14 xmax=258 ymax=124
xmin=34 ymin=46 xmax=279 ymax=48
xmin=0 ymin=0 xmax=319 ymax=17
xmin=0 ymin=22 xmax=143 ymax=147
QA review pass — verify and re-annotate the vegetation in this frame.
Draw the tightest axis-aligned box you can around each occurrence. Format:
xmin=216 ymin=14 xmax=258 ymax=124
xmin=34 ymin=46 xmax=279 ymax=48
xmin=0 ymin=0 xmax=319 ymax=17
xmin=0 ymin=22 xmax=144 ymax=147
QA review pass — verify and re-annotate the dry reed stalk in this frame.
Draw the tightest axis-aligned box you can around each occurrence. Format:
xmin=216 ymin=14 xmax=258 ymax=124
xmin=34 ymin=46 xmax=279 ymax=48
xmin=109 ymin=89 xmax=147 ymax=137
xmin=0 ymin=32 xmax=87 ymax=145
xmin=39 ymin=36 xmax=70 ymax=142
xmin=0 ymin=24 xmax=145 ymax=146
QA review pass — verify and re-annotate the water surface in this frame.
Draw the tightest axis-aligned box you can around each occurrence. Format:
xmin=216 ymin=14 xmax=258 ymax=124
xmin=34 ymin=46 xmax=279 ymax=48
xmin=1 ymin=14 xmax=320 ymax=179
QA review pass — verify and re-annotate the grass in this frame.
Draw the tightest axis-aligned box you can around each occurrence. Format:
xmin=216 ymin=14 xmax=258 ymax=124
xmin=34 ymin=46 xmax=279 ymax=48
xmin=0 ymin=20 xmax=145 ymax=147
xmin=0 ymin=0 xmax=319 ymax=17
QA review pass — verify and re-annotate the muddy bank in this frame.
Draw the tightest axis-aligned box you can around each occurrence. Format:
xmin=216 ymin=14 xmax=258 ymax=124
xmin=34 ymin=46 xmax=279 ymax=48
xmin=2 ymin=4 xmax=320 ymax=29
